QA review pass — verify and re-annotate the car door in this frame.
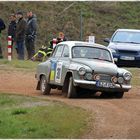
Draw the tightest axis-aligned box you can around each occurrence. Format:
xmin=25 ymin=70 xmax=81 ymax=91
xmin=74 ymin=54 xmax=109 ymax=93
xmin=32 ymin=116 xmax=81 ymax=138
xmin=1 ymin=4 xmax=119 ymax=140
xmin=49 ymin=44 xmax=64 ymax=85
xmin=58 ymin=45 xmax=70 ymax=84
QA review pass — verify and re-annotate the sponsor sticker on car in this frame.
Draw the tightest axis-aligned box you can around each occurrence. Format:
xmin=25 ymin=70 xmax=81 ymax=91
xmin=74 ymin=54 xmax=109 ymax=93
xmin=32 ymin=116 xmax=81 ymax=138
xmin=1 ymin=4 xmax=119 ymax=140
xmin=50 ymin=62 xmax=56 ymax=81
xmin=55 ymin=62 xmax=63 ymax=83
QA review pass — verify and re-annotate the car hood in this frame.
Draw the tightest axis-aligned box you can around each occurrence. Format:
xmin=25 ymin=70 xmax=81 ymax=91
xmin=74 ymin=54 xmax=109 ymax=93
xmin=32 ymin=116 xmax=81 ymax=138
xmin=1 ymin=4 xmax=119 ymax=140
xmin=108 ymin=42 xmax=140 ymax=51
xmin=72 ymin=58 xmax=118 ymax=75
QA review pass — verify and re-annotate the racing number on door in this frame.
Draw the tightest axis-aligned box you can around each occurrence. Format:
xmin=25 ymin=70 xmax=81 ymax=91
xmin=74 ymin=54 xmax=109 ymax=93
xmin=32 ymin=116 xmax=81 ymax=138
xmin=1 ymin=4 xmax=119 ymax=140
xmin=56 ymin=67 xmax=61 ymax=80
xmin=55 ymin=62 xmax=63 ymax=83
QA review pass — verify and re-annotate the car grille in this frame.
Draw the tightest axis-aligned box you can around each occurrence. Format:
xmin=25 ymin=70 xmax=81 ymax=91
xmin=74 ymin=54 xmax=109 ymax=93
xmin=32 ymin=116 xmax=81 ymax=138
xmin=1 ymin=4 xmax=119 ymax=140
xmin=99 ymin=74 xmax=111 ymax=82
xmin=84 ymin=73 xmax=112 ymax=82
xmin=118 ymin=50 xmax=138 ymax=55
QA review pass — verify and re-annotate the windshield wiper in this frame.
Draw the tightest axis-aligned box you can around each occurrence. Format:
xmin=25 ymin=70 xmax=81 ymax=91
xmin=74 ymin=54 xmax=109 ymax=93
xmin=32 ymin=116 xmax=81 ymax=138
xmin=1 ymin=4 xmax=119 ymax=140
xmin=113 ymin=41 xmax=123 ymax=43
xmin=93 ymin=57 xmax=112 ymax=62
xmin=127 ymin=42 xmax=140 ymax=44
xmin=103 ymin=59 xmax=112 ymax=62
xmin=114 ymin=41 xmax=140 ymax=44
xmin=92 ymin=57 xmax=100 ymax=60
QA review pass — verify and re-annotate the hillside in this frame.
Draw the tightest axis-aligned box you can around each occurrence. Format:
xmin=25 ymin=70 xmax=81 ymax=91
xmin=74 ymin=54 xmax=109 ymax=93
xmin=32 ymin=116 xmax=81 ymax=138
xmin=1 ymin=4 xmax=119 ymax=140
xmin=0 ymin=1 xmax=140 ymax=56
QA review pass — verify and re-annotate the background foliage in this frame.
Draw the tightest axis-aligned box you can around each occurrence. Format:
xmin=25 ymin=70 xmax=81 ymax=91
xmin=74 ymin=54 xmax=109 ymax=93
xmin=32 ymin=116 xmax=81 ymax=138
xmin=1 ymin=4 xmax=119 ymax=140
xmin=0 ymin=1 xmax=140 ymax=56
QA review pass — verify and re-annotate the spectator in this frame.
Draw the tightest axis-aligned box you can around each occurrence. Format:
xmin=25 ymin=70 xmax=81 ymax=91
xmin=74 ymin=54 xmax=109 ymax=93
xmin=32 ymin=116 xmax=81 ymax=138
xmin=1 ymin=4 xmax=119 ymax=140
xmin=15 ymin=11 xmax=26 ymax=60
xmin=25 ymin=11 xmax=37 ymax=60
xmin=58 ymin=32 xmax=67 ymax=41
xmin=0 ymin=18 xmax=6 ymax=58
xmin=8 ymin=14 xmax=17 ymax=53
xmin=48 ymin=32 xmax=67 ymax=50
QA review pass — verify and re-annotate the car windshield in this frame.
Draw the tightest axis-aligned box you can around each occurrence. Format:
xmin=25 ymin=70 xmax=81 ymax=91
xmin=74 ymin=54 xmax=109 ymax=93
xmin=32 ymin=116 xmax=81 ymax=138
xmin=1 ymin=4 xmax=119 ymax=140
xmin=112 ymin=31 xmax=140 ymax=44
xmin=72 ymin=46 xmax=112 ymax=62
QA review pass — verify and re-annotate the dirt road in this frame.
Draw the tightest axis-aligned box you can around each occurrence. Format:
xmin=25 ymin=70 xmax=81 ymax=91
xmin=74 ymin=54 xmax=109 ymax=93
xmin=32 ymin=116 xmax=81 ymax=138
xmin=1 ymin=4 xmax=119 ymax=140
xmin=0 ymin=67 xmax=140 ymax=139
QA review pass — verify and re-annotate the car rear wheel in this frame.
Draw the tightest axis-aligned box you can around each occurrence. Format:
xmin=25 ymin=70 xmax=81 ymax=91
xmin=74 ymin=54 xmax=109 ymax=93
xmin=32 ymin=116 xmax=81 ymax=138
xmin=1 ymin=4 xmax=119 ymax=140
xmin=67 ymin=77 xmax=77 ymax=98
xmin=40 ymin=75 xmax=51 ymax=95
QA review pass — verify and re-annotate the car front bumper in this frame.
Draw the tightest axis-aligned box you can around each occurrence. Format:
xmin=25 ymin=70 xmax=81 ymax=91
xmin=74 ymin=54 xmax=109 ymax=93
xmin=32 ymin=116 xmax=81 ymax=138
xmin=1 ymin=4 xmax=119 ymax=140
xmin=74 ymin=79 xmax=131 ymax=92
xmin=113 ymin=54 xmax=140 ymax=67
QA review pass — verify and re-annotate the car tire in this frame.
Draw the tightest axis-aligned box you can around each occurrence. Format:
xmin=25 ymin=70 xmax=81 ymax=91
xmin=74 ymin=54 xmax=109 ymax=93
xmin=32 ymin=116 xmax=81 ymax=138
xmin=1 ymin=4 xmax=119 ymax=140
xmin=100 ymin=92 xmax=112 ymax=98
xmin=40 ymin=75 xmax=51 ymax=95
xmin=114 ymin=92 xmax=124 ymax=99
xmin=67 ymin=77 xmax=77 ymax=98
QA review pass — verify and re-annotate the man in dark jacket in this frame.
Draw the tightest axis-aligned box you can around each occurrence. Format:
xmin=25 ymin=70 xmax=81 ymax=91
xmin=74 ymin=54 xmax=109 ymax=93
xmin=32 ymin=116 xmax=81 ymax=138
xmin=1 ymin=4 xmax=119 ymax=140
xmin=8 ymin=14 xmax=17 ymax=53
xmin=0 ymin=18 xmax=5 ymax=33
xmin=0 ymin=18 xmax=6 ymax=58
xmin=25 ymin=11 xmax=37 ymax=59
xmin=16 ymin=11 xmax=26 ymax=60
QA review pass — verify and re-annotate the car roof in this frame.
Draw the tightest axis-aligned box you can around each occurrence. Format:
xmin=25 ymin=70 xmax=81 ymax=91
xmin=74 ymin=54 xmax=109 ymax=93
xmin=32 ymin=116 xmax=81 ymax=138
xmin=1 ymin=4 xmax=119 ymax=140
xmin=116 ymin=29 xmax=140 ymax=32
xmin=58 ymin=41 xmax=107 ymax=50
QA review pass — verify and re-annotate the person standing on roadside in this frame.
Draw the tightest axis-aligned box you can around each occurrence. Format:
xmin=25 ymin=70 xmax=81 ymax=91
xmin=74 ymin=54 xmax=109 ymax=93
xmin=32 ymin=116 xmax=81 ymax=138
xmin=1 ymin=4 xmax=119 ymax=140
xmin=0 ymin=18 xmax=6 ymax=58
xmin=25 ymin=11 xmax=37 ymax=60
xmin=58 ymin=32 xmax=67 ymax=41
xmin=8 ymin=14 xmax=17 ymax=53
xmin=15 ymin=11 xmax=26 ymax=60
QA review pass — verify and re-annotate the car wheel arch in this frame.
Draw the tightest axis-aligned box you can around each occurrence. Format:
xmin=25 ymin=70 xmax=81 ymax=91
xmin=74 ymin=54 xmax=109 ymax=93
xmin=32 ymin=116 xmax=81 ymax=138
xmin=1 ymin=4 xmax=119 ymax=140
xmin=36 ymin=74 xmax=47 ymax=90
xmin=62 ymin=71 xmax=73 ymax=94
xmin=40 ymin=75 xmax=51 ymax=95
xmin=39 ymin=74 xmax=49 ymax=82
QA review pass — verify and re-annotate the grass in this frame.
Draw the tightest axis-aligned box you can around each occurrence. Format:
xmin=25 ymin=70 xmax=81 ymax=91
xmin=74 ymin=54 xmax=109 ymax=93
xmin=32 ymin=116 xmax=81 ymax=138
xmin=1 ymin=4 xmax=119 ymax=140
xmin=0 ymin=59 xmax=39 ymax=70
xmin=126 ymin=68 xmax=140 ymax=86
xmin=0 ymin=93 xmax=90 ymax=138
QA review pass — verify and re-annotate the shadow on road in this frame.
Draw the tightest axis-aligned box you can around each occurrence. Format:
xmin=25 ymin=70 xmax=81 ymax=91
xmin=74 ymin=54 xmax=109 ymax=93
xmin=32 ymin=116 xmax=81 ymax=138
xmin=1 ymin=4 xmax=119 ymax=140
xmin=48 ymin=90 xmax=119 ymax=100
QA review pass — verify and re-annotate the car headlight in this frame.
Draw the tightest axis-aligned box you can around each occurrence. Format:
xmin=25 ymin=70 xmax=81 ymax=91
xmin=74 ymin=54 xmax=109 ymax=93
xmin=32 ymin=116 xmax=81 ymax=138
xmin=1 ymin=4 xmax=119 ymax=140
xmin=118 ymin=77 xmax=124 ymax=84
xmin=111 ymin=76 xmax=118 ymax=83
xmin=78 ymin=67 xmax=86 ymax=75
xmin=85 ymin=73 xmax=93 ymax=80
xmin=94 ymin=74 xmax=100 ymax=81
xmin=123 ymin=72 xmax=132 ymax=81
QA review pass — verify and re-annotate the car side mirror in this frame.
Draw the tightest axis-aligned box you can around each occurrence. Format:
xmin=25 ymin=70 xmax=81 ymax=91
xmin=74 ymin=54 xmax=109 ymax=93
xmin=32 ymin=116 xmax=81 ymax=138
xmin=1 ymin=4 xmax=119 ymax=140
xmin=113 ymin=58 xmax=118 ymax=63
xmin=104 ymin=38 xmax=110 ymax=43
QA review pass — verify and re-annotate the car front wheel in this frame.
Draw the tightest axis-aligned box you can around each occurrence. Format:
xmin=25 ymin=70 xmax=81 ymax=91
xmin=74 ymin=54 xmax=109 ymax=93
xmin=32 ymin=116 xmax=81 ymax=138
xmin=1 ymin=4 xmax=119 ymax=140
xmin=67 ymin=77 xmax=77 ymax=98
xmin=100 ymin=92 xmax=124 ymax=99
xmin=114 ymin=92 xmax=124 ymax=98
xmin=40 ymin=75 xmax=51 ymax=95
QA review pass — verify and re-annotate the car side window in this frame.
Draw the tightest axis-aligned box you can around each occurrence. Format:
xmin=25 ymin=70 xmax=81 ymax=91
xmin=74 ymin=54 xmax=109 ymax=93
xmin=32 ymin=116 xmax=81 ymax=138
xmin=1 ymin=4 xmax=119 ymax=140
xmin=52 ymin=45 xmax=64 ymax=58
xmin=62 ymin=45 xmax=69 ymax=57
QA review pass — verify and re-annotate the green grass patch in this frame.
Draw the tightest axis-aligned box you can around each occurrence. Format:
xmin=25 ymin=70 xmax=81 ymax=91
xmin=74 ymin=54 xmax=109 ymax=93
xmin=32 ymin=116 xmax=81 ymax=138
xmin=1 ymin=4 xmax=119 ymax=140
xmin=126 ymin=68 xmax=140 ymax=86
xmin=11 ymin=109 xmax=28 ymax=115
xmin=0 ymin=59 xmax=39 ymax=70
xmin=0 ymin=94 xmax=38 ymax=108
xmin=0 ymin=93 xmax=90 ymax=138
